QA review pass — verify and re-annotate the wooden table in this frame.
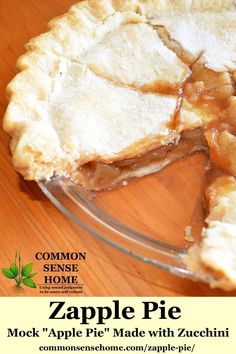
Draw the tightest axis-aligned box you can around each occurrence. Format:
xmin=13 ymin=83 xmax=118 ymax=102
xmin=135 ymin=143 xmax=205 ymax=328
xmin=0 ymin=0 xmax=235 ymax=296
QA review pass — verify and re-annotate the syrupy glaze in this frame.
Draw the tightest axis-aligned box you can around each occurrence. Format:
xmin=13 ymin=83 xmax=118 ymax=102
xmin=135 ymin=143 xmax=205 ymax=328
xmin=183 ymin=63 xmax=236 ymax=173
xmin=166 ymin=70 xmax=192 ymax=131
xmin=140 ymin=80 xmax=180 ymax=95
xmin=184 ymin=64 xmax=236 ymax=216
xmin=180 ymin=64 xmax=234 ymax=121
xmin=204 ymin=128 xmax=233 ymax=174
xmin=76 ymin=128 xmax=207 ymax=190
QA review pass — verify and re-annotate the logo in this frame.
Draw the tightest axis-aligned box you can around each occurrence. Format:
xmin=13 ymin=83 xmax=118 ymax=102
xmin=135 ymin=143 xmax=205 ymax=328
xmin=2 ymin=250 xmax=37 ymax=292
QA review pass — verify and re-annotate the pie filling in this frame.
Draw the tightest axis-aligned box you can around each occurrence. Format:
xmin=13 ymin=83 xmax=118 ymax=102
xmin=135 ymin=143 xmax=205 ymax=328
xmin=75 ymin=128 xmax=207 ymax=190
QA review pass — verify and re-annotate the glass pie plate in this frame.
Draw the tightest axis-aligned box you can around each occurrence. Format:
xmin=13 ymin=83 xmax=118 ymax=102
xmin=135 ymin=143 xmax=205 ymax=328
xmin=38 ymin=152 xmax=210 ymax=282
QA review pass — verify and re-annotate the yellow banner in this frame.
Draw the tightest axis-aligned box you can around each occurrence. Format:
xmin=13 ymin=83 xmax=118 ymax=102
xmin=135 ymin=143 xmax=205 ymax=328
xmin=0 ymin=297 xmax=235 ymax=353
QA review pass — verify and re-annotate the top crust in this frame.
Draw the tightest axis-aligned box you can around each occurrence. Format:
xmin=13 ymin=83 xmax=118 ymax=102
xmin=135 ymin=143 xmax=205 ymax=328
xmin=112 ymin=0 xmax=235 ymax=13
xmin=80 ymin=23 xmax=188 ymax=89
xmin=151 ymin=12 xmax=236 ymax=71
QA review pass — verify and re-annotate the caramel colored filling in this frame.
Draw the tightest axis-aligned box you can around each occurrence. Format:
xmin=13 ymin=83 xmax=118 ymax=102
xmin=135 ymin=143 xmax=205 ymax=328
xmin=76 ymin=128 xmax=207 ymax=190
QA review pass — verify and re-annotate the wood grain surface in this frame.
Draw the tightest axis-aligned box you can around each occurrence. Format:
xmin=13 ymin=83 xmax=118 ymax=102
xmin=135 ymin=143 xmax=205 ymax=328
xmin=0 ymin=0 xmax=235 ymax=296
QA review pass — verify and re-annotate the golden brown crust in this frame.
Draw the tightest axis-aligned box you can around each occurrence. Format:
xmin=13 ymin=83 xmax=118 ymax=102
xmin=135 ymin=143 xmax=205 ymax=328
xmin=3 ymin=0 xmax=135 ymax=180
xmin=3 ymin=0 xmax=186 ymax=180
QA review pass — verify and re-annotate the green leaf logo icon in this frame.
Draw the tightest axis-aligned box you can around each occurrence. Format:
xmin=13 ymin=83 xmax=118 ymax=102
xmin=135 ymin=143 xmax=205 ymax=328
xmin=2 ymin=251 xmax=36 ymax=291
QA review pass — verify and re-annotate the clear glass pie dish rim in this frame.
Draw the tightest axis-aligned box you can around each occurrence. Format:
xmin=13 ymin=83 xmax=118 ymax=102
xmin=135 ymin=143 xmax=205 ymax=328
xmin=38 ymin=177 xmax=209 ymax=283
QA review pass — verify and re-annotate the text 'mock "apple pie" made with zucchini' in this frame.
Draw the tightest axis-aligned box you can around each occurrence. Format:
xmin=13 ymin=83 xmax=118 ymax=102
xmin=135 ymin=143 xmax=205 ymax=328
xmin=3 ymin=0 xmax=236 ymax=290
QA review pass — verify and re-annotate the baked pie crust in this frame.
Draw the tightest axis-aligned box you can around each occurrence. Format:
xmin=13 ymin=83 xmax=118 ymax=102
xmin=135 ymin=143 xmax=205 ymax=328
xmin=3 ymin=0 xmax=236 ymax=290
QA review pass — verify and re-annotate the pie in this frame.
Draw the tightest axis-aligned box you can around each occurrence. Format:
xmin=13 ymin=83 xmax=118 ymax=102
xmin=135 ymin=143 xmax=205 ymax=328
xmin=3 ymin=0 xmax=236 ymax=290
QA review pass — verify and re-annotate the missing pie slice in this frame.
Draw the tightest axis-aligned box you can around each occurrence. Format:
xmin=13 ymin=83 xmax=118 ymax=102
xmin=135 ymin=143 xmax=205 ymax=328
xmin=3 ymin=0 xmax=236 ymax=290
